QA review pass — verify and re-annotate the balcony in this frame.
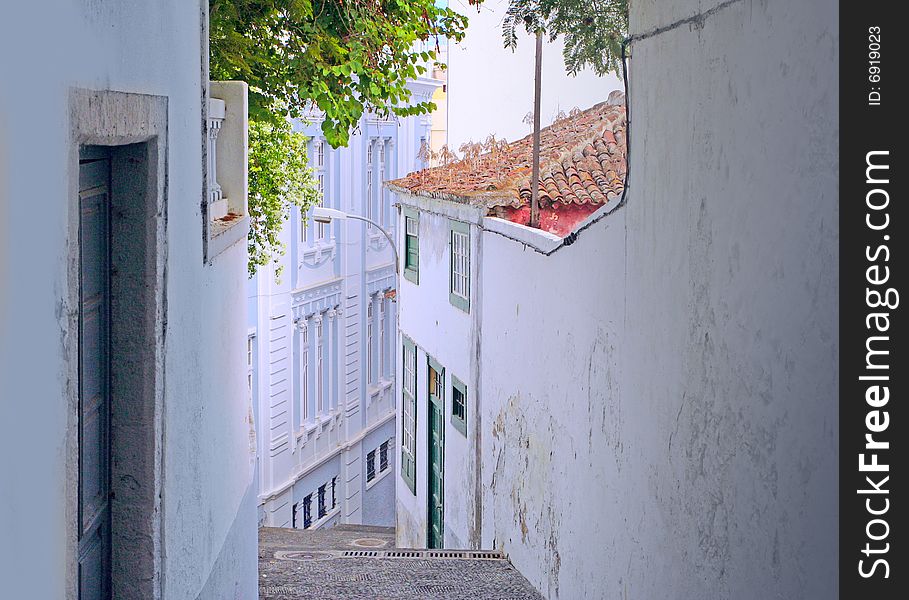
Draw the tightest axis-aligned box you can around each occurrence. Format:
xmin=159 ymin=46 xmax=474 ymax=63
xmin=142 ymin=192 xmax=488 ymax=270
xmin=366 ymin=378 xmax=395 ymax=427
xmin=205 ymin=80 xmax=250 ymax=261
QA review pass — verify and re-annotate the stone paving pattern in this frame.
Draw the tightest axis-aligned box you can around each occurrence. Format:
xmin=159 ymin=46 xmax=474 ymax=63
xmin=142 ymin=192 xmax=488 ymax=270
xmin=259 ymin=525 xmax=544 ymax=600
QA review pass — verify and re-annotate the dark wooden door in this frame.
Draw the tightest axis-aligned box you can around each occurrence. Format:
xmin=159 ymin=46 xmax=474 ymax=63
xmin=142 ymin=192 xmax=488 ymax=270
xmin=427 ymin=362 xmax=444 ymax=549
xmin=78 ymin=149 xmax=112 ymax=600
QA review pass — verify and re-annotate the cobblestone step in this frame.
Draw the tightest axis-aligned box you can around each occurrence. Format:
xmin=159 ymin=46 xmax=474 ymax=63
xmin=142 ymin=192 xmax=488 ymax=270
xmin=259 ymin=526 xmax=543 ymax=599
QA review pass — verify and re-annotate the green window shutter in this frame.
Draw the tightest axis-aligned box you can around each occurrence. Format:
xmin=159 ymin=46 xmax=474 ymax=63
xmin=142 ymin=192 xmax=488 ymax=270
xmin=401 ymin=336 xmax=417 ymax=494
xmin=451 ymin=375 xmax=467 ymax=437
xmin=406 ymin=235 xmax=419 ymax=270
xmin=403 ymin=207 xmax=420 ymax=285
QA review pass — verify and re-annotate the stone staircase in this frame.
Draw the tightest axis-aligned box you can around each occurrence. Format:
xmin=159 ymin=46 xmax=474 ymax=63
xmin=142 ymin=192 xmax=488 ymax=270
xmin=259 ymin=525 xmax=543 ymax=599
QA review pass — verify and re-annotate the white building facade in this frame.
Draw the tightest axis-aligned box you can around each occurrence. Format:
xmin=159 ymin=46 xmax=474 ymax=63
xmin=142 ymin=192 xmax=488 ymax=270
xmin=250 ymin=78 xmax=440 ymax=530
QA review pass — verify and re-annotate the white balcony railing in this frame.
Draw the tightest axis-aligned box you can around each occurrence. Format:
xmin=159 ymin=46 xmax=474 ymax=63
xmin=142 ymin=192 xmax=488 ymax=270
xmin=205 ymin=81 xmax=250 ymax=260
xmin=207 ymin=97 xmax=228 ymax=220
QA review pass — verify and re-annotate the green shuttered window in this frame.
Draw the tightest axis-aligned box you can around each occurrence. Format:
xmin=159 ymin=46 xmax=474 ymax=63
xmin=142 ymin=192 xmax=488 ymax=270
xmin=401 ymin=336 xmax=417 ymax=494
xmin=403 ymin=207 xmax=419 ymax=284
xmin=451 ymin=376 xmax=467 ymax=436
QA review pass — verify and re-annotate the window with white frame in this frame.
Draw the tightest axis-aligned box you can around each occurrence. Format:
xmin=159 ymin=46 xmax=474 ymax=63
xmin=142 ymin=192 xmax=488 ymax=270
xmin=401 ymin=337 xmax=417 ymax=494
xmin=449 ymin=220 xmax=470 ymax=312
xmin=316 ymin=316 xmax=324 ymax=414
xmin=367 ymin=438 xmax=393 ymax=486
xmin=303 ymin=494 xmax=312 ymax=528
xmin=452 ymin=376 xmax=467 ymax=437
xmin=299 ymin=321 xmax=309 ymax=425
xmin=366 ymin=142 xmax=374 ymax=225
xmin=317 ymin=484 xmax=327 ymax=519
xmin=378 ymin=142 xmax=386 ymax=226
xmin=315 ymin=140 xmax=325 ymax=168
xmin=247 ymin=334 xmax=255 ymax=403
xmin=378 ymin=297 xmax=386 ymax=378
xmin=303 ymin=139 xmax=327 ymax=244
xmin=316 ymin=173 xmax=326 ymax=239
xmin=366 ymin=449 xmax=376 ymax=482
xmin=302 ymin=478 xmax=338 ymax=528
xmin=367 ymin=299 xmax=374 ymax=385
xmin=379 ymin=439 xmax=389 ymax=472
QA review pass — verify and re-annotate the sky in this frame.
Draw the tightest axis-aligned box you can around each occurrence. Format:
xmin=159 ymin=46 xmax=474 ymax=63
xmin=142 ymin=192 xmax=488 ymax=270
xmin=445 ymin=0 xmax=624 ymax=151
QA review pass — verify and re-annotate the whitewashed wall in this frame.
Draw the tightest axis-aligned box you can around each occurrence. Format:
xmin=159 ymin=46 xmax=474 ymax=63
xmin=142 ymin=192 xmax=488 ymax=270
xmin=0 ymin=2 xmax=257 ymax=599
xmin=479 ymin=213 xmax=627 ymax=598
xmin=475 ymin=0 xmax=838 ymax=598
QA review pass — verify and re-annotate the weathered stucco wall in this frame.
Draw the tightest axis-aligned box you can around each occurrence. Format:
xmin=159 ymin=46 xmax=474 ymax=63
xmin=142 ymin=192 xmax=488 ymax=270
xmin=479 ymin=0 xmax=837 ymax=598
xmin=0 ymin=2 xmax=257 ymax=599
xmin=479 ymin=212 xmax=627 ymax=598
xmin=622 ymin=0 xmax=837 ymax=597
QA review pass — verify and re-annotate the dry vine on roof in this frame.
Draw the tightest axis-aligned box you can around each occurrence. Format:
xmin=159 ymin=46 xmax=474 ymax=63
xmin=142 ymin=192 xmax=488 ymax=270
xmin=390 ymin=97 xmax=627 ymax=212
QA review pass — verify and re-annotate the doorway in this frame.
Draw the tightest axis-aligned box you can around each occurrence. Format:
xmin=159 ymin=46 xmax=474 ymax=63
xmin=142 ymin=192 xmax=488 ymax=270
xmin=73 ymin=138 xmax=165 ymax=599
xmin=427 ymin=358 xmax=445 ymax=549
xmin=70 ymin=89 xmax=168 ymax=600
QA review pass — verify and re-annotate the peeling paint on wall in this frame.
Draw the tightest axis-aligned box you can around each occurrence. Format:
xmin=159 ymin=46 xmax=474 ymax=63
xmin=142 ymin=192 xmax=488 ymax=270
xmin=474 ymin=2 xmax=837 ymax=598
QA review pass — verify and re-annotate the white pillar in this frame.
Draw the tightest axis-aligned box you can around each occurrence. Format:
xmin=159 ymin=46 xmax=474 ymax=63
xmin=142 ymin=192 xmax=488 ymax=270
xmin=293 ymin=316 xmax=306 ymax=429
xmin=326 ymin=308 xmax=337 ymax=416
xmin=333 ymin=307 xmax=343 ymax=413
xmin=372 ymin=293 xmax=381 ymax=386
xmin=315 ymin=312 xmax=327 ymax=416
xmin=384 ymin=294 xmax=393 ymax=380
xmin=307 ymin=313 xmax=319 ymax=421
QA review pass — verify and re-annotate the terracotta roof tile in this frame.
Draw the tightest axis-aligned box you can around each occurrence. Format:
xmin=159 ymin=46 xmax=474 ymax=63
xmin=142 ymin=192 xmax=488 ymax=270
xmin=386 ymin=96 xmax=627 ymax=213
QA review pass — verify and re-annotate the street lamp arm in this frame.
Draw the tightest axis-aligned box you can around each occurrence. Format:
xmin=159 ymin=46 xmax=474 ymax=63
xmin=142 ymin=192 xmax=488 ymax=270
xmin=346 ymin=214 xmax=400 ymax=275
xmin=312 ymin=206 xmax=399 ymax=274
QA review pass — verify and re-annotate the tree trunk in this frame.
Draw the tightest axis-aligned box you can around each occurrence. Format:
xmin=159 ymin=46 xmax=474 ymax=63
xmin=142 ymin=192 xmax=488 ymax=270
xmin=530 ymin=28 xmax=543 ymax=229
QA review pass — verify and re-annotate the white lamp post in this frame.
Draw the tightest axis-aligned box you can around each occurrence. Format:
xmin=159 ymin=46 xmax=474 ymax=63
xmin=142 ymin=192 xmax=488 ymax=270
xmin=312 ymin=207 xmax=399 ymax=274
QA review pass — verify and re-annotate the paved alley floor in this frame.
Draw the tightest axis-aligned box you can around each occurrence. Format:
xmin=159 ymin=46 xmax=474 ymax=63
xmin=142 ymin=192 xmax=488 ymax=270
xmin=259 ymin=525 xmax=543 ymax=600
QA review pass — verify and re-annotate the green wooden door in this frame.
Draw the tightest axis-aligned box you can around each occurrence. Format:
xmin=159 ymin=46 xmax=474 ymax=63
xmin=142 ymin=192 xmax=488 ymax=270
xmin=427 ymin=359 xmax=444 ymax=549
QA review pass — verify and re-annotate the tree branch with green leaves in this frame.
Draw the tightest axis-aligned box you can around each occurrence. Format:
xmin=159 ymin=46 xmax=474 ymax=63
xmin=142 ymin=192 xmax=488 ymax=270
xmin=211 ymin=0 xmax=472 ymax=145
xmin=210 ymin=0 xmax=476 ymax=274
xmin=502 ymin=0 xmax=627 ymax=76
xmin=246 ymin=119 xmax=320 ymax=278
